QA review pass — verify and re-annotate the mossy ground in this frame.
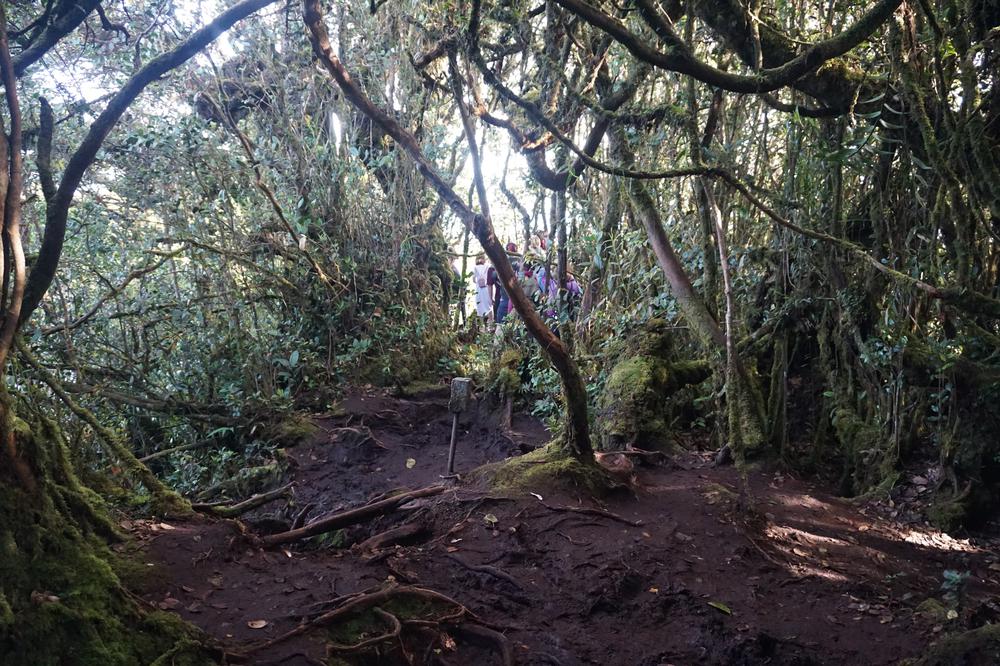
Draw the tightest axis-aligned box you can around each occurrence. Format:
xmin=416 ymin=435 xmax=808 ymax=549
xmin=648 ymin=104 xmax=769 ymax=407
xmin=905 ymin=624 xmax=1000 ymax=665
xmin=485 ymin=442 xmax=616 ymax=495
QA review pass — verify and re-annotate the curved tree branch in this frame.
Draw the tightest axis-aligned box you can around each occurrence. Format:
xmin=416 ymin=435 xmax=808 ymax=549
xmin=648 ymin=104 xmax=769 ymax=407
xmin=11 ymin=0 xmax=102 ymax=77
xmin=36 ymin=97 xmax=57 ymax=204
xmin=551 ymin=0 xmax=900 ymax=95
xmin=0 ymin=6 xmax=26 ymax=371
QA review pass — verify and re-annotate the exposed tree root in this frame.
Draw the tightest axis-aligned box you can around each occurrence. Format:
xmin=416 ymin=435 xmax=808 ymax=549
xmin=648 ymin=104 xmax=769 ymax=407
xmin=327 ymin=607 xmax=402 ymax=653
xmin=358 ymin=521 xmax=430 ymax=553
xmin=536 ymin=500 xmax=643 ymax=527
xmin=330 ymin=424 xmax=388 ymax=450
xmin=262 ymin=485 xmax=446 ymax=546
xmin=443 ymin=552 xmax=524 ymax=590
xmin=241 ymin=584 xmax=473 ymax=655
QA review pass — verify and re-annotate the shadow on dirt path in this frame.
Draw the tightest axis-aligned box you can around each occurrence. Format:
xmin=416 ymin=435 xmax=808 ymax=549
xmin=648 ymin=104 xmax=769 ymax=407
xmin=129 ymin=387 xmax=1000 ymax=665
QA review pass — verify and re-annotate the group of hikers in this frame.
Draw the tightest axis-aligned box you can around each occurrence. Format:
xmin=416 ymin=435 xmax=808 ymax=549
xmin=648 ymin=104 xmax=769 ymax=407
xmin=470 ymin=240 xmax=582 ymax=330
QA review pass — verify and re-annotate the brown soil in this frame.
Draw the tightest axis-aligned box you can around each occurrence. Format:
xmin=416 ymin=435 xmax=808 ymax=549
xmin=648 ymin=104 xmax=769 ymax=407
xmin=129 ymin=386 xmax=1000 ymax=665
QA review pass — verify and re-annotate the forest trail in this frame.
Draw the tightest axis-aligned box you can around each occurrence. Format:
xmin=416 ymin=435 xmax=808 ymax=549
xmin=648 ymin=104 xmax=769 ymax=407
xmin=127 ymin=388 xmax=1000 ymax=665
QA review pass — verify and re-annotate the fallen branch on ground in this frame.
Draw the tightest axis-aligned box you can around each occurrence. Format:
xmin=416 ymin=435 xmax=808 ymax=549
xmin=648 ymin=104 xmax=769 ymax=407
xmin=192 ymin=483 xmax=294 ymax=518
xmin=262 ymin=485 xmax=446 ymax=546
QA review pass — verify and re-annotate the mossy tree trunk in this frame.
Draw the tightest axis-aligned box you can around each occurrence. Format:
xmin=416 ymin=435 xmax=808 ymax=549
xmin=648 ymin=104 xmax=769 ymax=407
xmin=0 ymin=395 xmax=215 ymax=664
xmin=611 ymin=130 xmax=767 ymax=457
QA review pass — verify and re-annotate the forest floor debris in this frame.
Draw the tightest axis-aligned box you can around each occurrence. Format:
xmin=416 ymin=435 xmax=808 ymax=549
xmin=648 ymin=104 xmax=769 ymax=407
xmin=130 ymin=386 xmax=1000 ymax=664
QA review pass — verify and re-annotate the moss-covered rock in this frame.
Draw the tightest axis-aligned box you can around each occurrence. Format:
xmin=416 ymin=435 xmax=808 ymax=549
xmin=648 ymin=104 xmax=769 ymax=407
xmin=599 ymin=357 xmax=671 ymax=449
xmin=927 ymin=494 xmax=970 ymax=534
xmin=488 ymin=349 xmax=524 ymax=399
xmin=914 ymin=599 xmax=951 ymax=624
xmin=830 ymin=404 xmax=896 ymax=496
xmin=261 ymin=414 xmax=318 ymax=447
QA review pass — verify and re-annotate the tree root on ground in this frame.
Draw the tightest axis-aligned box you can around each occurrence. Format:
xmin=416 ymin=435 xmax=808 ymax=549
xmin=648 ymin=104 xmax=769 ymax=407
xmin=238 ymin=583 xmax=513 ymax=665
xmin=358 ymin=521 xmax=430 ymax=554
xmin=443 ymin=552 xmax=523 ymax=590
xmin=535 ymin=500 xmax=643 ymax=527
xmin=327 ymin=607 xmax=401 ymax=653
xmin=329 ymin=425 xmax=388 ymax=450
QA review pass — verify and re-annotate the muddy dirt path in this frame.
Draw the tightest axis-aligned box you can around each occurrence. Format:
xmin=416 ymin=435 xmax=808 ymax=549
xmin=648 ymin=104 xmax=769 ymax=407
xmin=129 ymin=387 xmax=1000 ymax=665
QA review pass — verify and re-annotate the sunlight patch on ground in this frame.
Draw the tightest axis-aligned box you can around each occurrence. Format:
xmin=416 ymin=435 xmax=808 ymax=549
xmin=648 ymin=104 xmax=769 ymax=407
xmin=765 ymin=524 xmax=852 ymax=549
xmin=787 ymin=564 xmax=850 ymax=583
xmin=770 ymin=492 xmax=834 ymax=511
xmin=900 ymin=529 xmax=980 ymax=553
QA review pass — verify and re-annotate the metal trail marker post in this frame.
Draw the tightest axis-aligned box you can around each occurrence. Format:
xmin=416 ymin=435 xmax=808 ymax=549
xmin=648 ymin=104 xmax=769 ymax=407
xmin=445 ymin=377 xmax=472 ymax=477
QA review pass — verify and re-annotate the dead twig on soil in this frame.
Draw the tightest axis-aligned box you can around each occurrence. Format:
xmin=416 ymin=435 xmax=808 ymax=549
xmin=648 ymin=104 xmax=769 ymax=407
xmin=262 ymin=485 xmax=446 ymax=546
xmin=291 ymin=502 xmax=314 ymax=529
xmin=537 ymin=500 xmax=643 ymax=527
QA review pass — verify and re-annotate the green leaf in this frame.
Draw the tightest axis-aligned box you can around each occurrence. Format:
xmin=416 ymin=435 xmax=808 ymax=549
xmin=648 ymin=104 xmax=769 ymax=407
xmin=708 ymin=601 xmax=732 ymax=615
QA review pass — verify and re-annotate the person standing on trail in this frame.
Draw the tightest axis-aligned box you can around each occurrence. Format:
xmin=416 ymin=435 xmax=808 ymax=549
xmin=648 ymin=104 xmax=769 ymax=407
xmin=472 ymin=254 xmax=492 ymax=323
xmin=486 ymin=264 xmax=499 ymax=321
xmin=496 ymin=242 xmax=520 ymax=324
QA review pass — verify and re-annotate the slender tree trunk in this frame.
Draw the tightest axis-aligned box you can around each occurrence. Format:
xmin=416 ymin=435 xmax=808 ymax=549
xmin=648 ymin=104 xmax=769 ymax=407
xmin=578 ymin=184 xmax=620 ymax=328
xmin=456 ymin=223 xmax=471 ymax=330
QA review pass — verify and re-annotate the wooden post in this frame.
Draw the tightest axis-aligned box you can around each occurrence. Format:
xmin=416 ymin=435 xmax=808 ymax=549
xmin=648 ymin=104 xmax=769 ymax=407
xmin=446 ymin=378 xmax=472 ymax=476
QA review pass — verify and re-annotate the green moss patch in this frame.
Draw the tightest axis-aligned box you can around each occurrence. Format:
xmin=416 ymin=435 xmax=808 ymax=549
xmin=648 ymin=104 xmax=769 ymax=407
xmin=487 ymin=443 xmax=616 ymax=495
xmin=907 ymin=624 xmax=1000 ymax=665
xmin=596 ymin=320 xmax=711 ymax=451
xmin=261 ymin=414 xmax=319 ymax=447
